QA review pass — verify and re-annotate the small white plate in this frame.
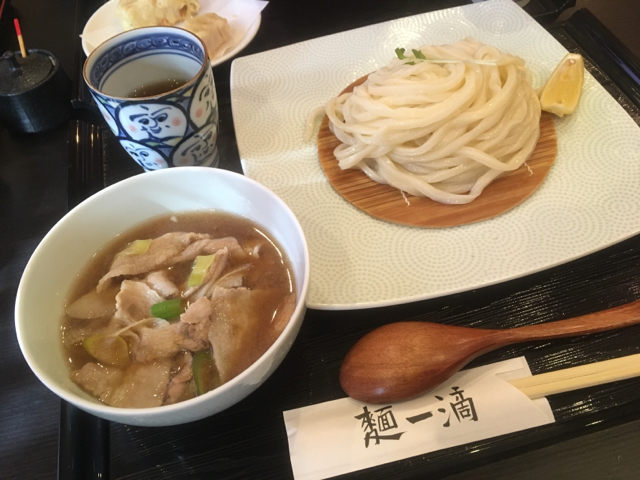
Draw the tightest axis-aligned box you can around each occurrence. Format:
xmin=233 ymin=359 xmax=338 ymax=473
xmin=81 ymin=0 xmax=261 ymax=67
xmin=231 ymin=0 xmax=640 ymax=310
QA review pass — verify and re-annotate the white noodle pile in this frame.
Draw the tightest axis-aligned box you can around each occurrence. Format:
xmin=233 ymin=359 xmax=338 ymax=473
xmin=325 ymin=38 xmax=541 ymax=204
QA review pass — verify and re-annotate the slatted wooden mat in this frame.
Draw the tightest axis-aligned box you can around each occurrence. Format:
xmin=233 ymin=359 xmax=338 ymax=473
xmin=318 ymin=77 xmax=558 ymax=228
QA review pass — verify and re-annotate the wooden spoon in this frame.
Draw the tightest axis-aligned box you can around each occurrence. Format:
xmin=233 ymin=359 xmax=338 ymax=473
xmin=339 ymin=300 xmax=640 ymax=404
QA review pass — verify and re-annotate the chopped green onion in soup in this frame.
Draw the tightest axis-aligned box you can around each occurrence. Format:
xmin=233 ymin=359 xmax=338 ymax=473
xmin=192 ymin=350 xmax=220 ymax=395
xmin=116 ymin=239 xmax=152 ymax=257
xmin=150 ymin=298 xmax=183 ymax=320
xmin=83 ymin=334 xmax=130 ymax=367
xmin=188 ymin=254 xmax=216 ymax=287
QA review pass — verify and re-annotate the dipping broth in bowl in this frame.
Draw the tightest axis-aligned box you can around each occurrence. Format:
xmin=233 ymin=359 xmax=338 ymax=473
xmin=16 ymin=167 xmax=309 ymax=426
xmin=62 ymin=211 xmax=296 ymax=408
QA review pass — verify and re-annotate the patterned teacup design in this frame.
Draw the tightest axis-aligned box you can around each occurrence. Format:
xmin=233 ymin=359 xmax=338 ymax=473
xmin=83 ymin=27 xmax=219 ymax=171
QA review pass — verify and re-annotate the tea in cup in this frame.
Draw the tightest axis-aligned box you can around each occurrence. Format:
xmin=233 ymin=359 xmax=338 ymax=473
xmin=83 ymin=26 xmax=219 ymax=171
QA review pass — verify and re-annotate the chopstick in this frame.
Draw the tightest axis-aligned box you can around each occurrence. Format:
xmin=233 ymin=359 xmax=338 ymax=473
xmin=509 ymin=354 xmax=640 ymax=399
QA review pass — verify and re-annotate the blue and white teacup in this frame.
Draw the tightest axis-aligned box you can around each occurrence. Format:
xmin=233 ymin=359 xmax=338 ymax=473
xmin=83 ymin=26 xmax=219 ymax=171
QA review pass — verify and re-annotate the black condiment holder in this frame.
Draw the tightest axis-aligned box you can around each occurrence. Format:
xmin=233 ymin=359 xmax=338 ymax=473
xmin=0 ymin=49 xmax=71 ymax=133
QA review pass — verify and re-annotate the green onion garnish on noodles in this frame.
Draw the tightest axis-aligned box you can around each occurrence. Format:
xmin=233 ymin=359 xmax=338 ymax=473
xmin=150 ymin=298 xmax=183 ymax=320
xmin=395 ymin=47 xmax=497 ymax=66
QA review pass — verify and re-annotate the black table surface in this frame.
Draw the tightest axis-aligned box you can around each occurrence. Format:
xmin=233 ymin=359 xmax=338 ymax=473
xmin=2 ymin=1 xmax=640 ymax=479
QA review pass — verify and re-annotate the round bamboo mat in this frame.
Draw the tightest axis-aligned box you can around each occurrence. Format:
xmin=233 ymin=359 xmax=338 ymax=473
xmin=318 ymin=77 xmax=557 ymax=228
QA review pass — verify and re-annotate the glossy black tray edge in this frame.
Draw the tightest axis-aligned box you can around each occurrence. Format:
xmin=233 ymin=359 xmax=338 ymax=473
xmin=60 ymin=6 xmax=640 ymax=480
xmin=554 ymin=9 xmax=640 ymax=120
xmin=523 ymin=0 xmax=576 ymax=23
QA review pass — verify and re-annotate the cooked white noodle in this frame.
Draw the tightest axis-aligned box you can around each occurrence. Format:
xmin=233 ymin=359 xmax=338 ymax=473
xmin=325 ymin=38 xmax=541 ymax=204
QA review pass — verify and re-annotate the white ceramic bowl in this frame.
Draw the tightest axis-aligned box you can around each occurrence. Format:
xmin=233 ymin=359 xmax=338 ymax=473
xmin=15 ymin=167 xmax=310 ymax=427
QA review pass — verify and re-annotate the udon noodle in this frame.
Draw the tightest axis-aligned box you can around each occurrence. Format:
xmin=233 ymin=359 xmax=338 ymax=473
xmin=324 ymin=38 xmax=541 ymax=205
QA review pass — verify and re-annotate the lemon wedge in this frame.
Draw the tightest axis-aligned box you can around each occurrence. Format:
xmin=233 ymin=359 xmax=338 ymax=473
xmin=540 ymin=53 xmax=584 ymax=117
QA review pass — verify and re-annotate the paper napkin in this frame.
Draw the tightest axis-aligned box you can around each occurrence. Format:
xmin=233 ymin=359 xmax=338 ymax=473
xmin=283 ymin=357 xmax=555 ymax=480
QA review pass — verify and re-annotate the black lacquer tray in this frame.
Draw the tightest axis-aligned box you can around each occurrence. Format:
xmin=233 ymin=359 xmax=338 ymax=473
xmin=60 ymin=2 xmax=640 ymax=479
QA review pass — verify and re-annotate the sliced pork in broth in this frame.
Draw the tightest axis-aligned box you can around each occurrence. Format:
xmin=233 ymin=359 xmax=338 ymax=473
xmin=62 ymin=212 xmax=297 ymax=408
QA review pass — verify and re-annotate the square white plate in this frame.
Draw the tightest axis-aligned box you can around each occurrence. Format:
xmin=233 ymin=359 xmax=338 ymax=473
xmin=231 ymin=0 xmax=640 ymax=310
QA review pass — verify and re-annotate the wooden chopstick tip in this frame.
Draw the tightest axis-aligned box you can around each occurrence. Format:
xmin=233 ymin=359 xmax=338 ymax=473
xmin=508 ymin=354 xmax=640 ymax=399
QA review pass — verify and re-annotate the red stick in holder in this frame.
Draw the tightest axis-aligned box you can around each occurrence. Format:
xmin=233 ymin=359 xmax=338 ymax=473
xmin=14 ymin=18 xmax=27 ymax=57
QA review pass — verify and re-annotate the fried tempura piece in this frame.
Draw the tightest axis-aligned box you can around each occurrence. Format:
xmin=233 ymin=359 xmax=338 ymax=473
xmin=116 ymin=0 xmax=200 ymax=30
xmin=182 ymin=13 xmax=234 ymax=60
